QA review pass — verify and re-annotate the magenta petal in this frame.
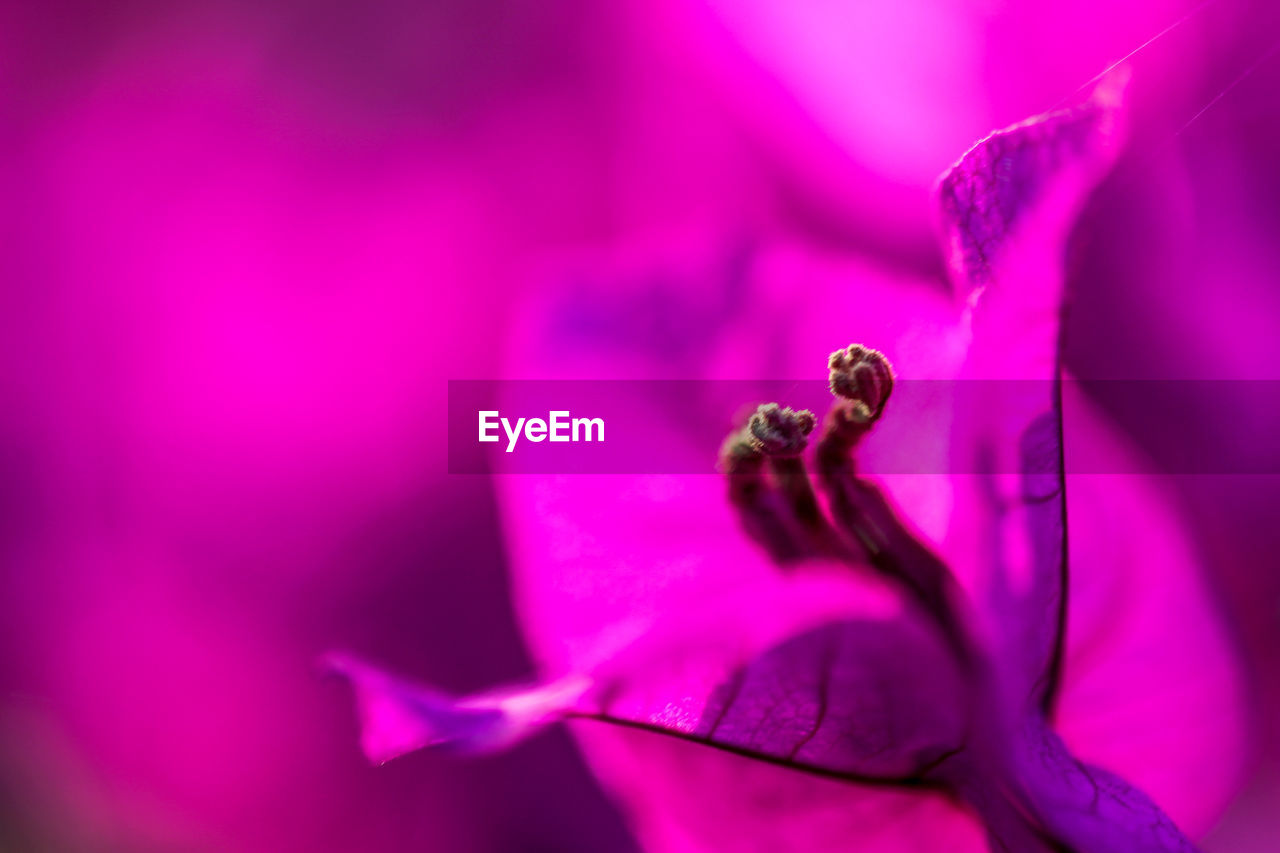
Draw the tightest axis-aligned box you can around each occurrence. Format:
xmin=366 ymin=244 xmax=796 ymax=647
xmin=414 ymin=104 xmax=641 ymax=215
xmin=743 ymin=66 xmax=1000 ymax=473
xmin=929 ymin=69 xmax=1243 ymax=839
xmin=939 ymin=68 xmax=1128 ymax=306
xmin=1052 ymin=391 xmax=1248 ymax=836
xmin=592 ymin=614 xmax=969 ymax=781
xmin=935 ymin=72 xmax=1130 ymax=714
xmin=1016 ymin=719 xmax=1200 ymax=853
xmin=574 ymin=722 xmax=990 ymax=853
xmin=328 ymin=570 xmax=970 ymax=782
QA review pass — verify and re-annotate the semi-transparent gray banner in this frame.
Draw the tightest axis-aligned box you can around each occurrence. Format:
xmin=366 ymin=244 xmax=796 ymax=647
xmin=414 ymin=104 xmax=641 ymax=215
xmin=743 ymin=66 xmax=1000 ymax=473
xmin=447 ymin=380 xmax=1280 ymax=475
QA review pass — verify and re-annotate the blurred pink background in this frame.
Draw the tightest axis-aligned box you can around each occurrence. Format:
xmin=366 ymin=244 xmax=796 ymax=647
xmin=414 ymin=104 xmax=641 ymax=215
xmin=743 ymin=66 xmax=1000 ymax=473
xmin=2 ymin=0 xmax=1280 ymax=850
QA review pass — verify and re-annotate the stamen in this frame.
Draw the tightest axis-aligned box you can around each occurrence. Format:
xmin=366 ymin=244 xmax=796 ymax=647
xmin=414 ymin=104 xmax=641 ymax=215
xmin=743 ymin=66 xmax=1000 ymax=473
xmin=749 ymin=405 xmax=829 ymax=535
xmin=719 ymin=404 xmax=818 ymax=563
xmin=812 ymin=345 xmax=974 ymax=662
xmin=828 ymin=345 xmax=894 ymax=423
xmin=817 ymin=346 xmax=895 ymax=472
xmin=717 ymin=346 xmax=970 ymax=665
xmin=748 ymin=403 xmax=817 ymax=457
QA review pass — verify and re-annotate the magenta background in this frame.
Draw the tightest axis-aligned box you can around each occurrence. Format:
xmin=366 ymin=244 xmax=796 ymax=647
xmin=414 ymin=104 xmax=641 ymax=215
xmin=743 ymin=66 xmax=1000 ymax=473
xmin=2 ymin=0 xmax=1280 ymax=850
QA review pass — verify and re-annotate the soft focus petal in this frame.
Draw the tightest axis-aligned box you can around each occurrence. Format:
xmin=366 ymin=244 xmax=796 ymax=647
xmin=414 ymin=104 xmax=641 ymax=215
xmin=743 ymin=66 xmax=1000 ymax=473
xmin=329 ymin=570 xmax=970 ymax=781
xmin=1016 ymin=718 xmax=1199 ymax=852
xmin=936 ymin=71 xmax=1129 ymax=711
xmin=1055 ymin=387 xmax=1249 ymax=836
xmin=571 ymin=722 xmax=988 ymax=853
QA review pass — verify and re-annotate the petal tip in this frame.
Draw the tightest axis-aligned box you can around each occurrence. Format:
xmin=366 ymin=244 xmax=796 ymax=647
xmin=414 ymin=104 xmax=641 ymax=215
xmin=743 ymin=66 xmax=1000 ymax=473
xmin=935 ymin=68 xmax=1131 ymax=294
xmin=321 ymin=651 xmax=508 ymax=762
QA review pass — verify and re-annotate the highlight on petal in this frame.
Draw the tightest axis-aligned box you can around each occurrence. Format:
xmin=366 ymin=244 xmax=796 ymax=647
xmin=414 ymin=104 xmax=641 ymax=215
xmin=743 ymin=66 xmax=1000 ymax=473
xmin=321 ymin=653 xmax=589 ymax=763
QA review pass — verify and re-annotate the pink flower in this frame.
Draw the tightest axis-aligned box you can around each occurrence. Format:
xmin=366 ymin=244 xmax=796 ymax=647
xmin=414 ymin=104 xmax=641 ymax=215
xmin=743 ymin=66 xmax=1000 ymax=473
xmin=330 ymin=72 xmax=1246 ymax=851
